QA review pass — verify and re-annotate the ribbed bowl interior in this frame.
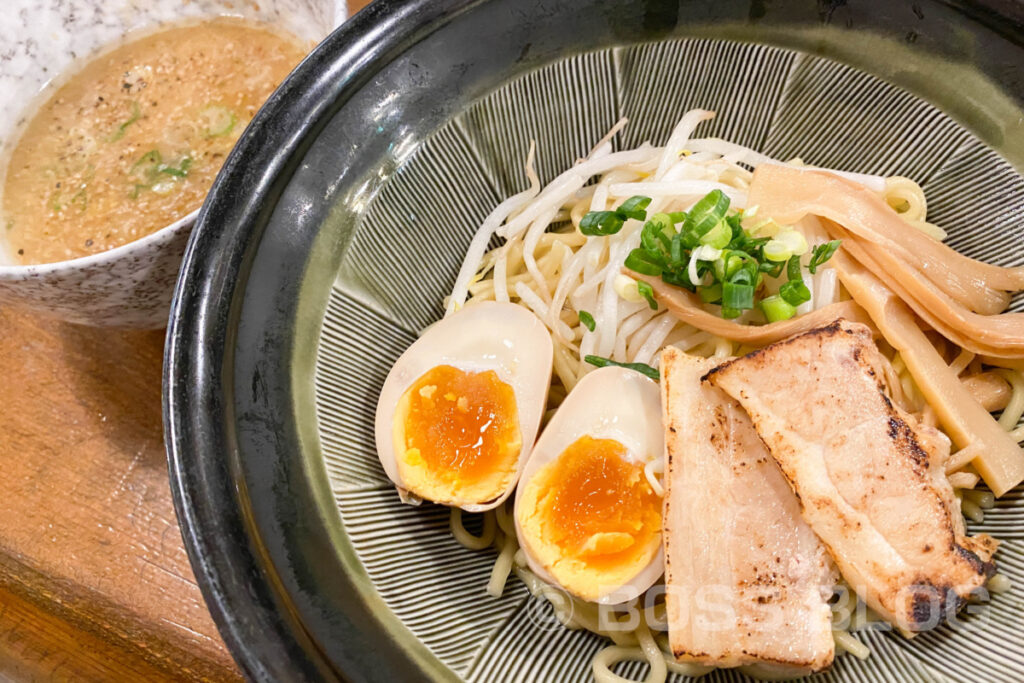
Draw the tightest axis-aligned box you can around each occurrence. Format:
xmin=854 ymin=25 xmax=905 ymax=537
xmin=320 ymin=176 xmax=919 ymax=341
xmin=313 ymin=37 xmax=1024 ymax=682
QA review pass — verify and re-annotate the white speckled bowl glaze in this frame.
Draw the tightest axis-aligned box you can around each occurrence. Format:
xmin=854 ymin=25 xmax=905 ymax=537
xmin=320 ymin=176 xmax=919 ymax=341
xmin=0 ymin=0 xmax=347 ymax=328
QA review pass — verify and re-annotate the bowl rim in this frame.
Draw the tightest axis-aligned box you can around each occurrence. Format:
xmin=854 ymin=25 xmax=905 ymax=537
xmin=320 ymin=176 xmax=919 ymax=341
xmin=0 ymin=208 xmax=199 ymax=276
xmin=164 ymin=0 xmax=462 ymax=680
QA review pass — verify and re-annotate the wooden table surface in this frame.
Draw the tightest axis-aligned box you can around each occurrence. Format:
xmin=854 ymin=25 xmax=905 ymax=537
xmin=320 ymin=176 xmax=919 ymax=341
xmin=0 ymin=2 xmax=373 ymax=680
xmin=0 ymin=307 xmax=239 ymax=681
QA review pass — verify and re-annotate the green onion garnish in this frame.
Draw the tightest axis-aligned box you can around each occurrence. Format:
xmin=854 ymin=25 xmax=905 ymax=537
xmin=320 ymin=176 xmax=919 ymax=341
xmin=636 ymin=280 xmax=658 ymax=310
xmin=721 ymin=306 xmax=743 ymax=319
xmin=580 ymin=210 xmax=625 ymax=236
xmin=107 ymin=100 xmax=141 ymax=142
xmin=579 ymin=310 xmax=596 ymax=332
xmin=584 ymin=355 xmax=660 ymax=381
xmin=722 ymin=281 xmax=754 ymax=310
xmin=70 ymin=188 xmax=87 ymax=212
xmin=579 ymin=195 xmax=654 ymax=236
xmin=624 ymin=248 xmax=664 ymax=276
xmin=760 ymin=295 xmax=797 ymax=322
xmin=785 ymin=254 xmax=802 ymax=282
xmin=619 ymin=190 xmax=839 ymax=320
xmin=201 ymin=105 xmax=237 ymax=138
xmin=759 ymin=260 xmax=785 ymax=278
xmin=698 ymin=282 xmax=722 ymax=304
xmin=763 ymin=239 xmax=792 ymax=262
xmin=128 ymin=150 xmax=191 ymax=196
xmin=779 ymin=279 xmax=811 ymax=307
xmin=617 ymin=195 xmax=652 ymax=221
xmin=158 ymin=157 xmax=193 ymax=178
xmin=779 ymin=254 xmax=811 ymax=306
xmin=684 ymin=189 xmax=730 ymax=238
xmin=699 ymin=219 xmax=731 ymax=249
xmin=131 ymin=149 xmax=163 ymax=175
xmin=128 ymin=150 xmax=162 ymax=195
xmin=808 ymin=240 xmax=841 ymax=273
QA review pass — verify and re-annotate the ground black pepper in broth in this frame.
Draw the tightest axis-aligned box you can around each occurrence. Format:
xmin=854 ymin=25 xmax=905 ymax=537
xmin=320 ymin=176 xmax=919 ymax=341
xmin=2 ymin=18 xmax=309 ymax=265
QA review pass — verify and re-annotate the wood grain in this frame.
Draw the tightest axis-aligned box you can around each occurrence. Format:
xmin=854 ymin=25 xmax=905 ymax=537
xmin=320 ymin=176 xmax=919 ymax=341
xmin=0 ymin=306 xmax=240 ymax=681
xmin=0 ymin=3 xmax=376 ymax=679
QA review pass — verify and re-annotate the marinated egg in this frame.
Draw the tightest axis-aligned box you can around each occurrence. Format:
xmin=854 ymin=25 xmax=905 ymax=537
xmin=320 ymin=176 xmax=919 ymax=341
xmin=375 ymin=302 xmax=552 ymax=511
xmin=515 ymin=366 xmax=664 ymax=604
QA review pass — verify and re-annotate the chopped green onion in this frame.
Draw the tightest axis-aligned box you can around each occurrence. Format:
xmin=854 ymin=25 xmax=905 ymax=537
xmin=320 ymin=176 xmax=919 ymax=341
xmin=158 ymin=157 xmax=193 ymax=178
xmin=714 ymin=251 xmax=749 ymax=283
xmin=582 ymin=196 xmax=653 ymax=235
xmin=685 ymin=189 xmax=731 ymax=238
xmin=131 ymin=149 xmax=162 ymax=175
xmin=70 ymin=188 xmax=87 ymax=212
xmin=650 ymin=213 xmax=675 ymax=247
xmin=780 ymin=279 xmax=811 ymax=307
xmin=617 ymin=189 xmax=835 ymax=322
xmin=641 ymin=220 xmax=664 ymax=252
xmin=670 ymin=229 xmax=686 ymax=263
xmin=713 ymin=256 xmax=727 ymax=283
xmin=107 ymin=100 xmax=141 ymax=142
xmin=721 ymin=306 xmax=742 ymax=319
xmin=661 ymin=269 xmax=694 ymax=290
xmin=617 ymin=195 xmax=652 ymax=221
xmin=690 ymin=245 xmax=722 ymax=285
xmin=201 ymin=105 xmax=237 ymax=138
xmin=808 ymin=239 xmax=842 ymax=273
xmin=726 ymin=253 xmax=749 ymax=281
xmin=776 ymin=229 xmax=808 ymax=256
xmin=692 ymin=245 xmax=723 ymax=262
xmin=129 ymin=150 xmax=190 ymax=196
xmin=580 ymin=210 xmax=625 ymax=236
xmin=584 ymin=355 xmax=660 ymax=381
xmin=637 ymin=280 xmax=658 ymax=310
xmin=763 ymin=239 xmax=792 ymax=262
xmin=760 ymin=295 xmax=797 ymax=322
xmin=579 ymin=310 xmax=596 ymax=332
xmin=749 ymin=218 xmax=781 ymax=237
xmin=698 ymin=283 xmax=722 ymax=304
xmin=625 ymin=248 xmax=664 ymax=275
xmin=786 ymin=254 xmax=803 ymax=282
xmin=722 ymin=282 xmax=754 ymax=310
xmin=758 ymin=260 xmax=784 ymax=278
xmin=699 ymin=219 xmax=731 ymax=249
xmin=614 ymin=275 xmax=645 ymax=302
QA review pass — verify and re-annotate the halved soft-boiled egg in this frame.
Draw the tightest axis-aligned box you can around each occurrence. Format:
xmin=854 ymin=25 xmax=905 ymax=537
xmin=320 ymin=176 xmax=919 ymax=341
xmin=515 ymin=366 xmax=664 ymax=604
xmin=375 ymin=301 xmax=552 ymax=511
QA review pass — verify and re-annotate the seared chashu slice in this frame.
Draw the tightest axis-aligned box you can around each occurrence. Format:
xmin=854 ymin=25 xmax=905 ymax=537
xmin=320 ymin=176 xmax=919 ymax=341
xmin=661 ymin=347 xmax=835 ymax=672
xmin=705 ymin=320 xmax=997 ymax=634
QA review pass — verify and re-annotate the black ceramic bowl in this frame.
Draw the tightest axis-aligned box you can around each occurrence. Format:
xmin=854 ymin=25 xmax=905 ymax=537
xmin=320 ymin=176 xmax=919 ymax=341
xmin=164 ymin=1 xmax=1024 ymax=681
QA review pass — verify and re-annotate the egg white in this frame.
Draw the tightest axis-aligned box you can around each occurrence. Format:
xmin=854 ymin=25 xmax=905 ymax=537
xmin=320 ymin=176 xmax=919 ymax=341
xmin=374 ymin=301 xmax=553 ymax=511
xmin=514 ymin=365 xmax=665 ymax=604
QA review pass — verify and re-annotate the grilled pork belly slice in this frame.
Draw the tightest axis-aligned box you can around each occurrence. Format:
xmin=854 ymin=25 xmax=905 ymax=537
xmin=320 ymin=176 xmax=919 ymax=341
xmin=661 ymin=347 xmax=835 ymax=671
xmin=705 ymin=320 xmax=998 ymax=634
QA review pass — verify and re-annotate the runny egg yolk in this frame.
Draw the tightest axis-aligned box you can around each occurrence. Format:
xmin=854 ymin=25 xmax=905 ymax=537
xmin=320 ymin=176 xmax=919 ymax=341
xmin=393 ymin=364 xmax=522 ymax=506
xmin=517 ymin=436 xmax=662 ymax=602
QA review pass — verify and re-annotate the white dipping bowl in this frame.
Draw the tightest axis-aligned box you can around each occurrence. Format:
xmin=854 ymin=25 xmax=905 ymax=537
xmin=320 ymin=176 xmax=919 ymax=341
xmin=0 ymin=0 xmax=347 ymax=328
